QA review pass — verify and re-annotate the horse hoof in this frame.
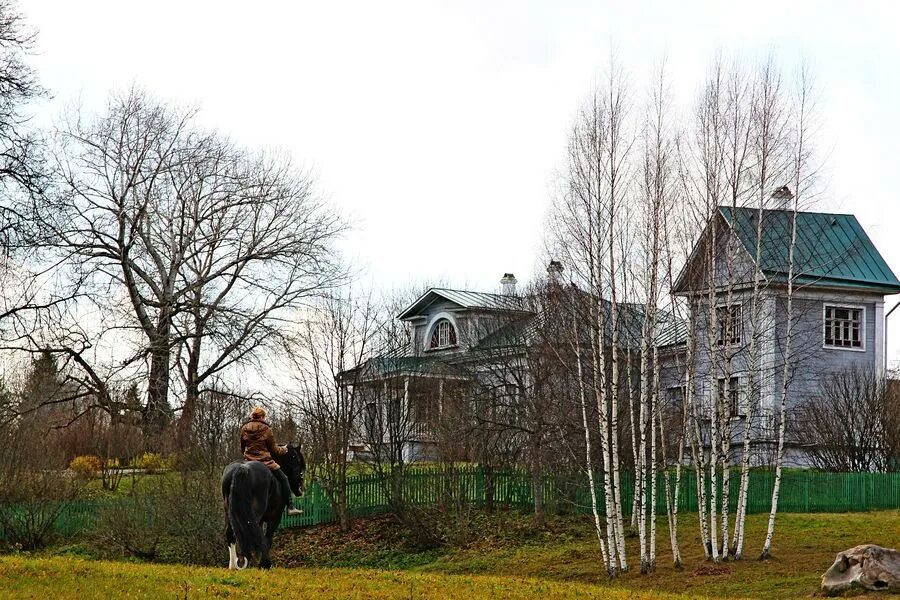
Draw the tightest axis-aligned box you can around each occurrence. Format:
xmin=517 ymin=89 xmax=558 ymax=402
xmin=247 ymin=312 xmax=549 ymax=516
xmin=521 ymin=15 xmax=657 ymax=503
xmin=236 ymin=557 xmax=249 ymax=570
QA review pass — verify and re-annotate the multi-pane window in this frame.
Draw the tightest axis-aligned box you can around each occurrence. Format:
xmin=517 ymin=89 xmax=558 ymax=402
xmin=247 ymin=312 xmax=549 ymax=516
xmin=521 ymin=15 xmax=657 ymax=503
xmin=824 ymin=305 xmax=863 ymax=349
xmin=717 ymin=376 xmax=743 ymax=418
xmin=666 ymin=386 xmax=686 ymax=411
xmin=429 ymin=319 xmax=457 ymax=349
xmin=716 ymin=304 xmax=742 ymax=346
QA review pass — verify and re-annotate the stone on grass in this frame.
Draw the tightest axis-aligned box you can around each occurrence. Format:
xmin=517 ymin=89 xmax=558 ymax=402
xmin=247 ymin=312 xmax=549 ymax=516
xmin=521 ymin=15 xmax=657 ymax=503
xmin=821 ymin=544 xmax=900 ymax=596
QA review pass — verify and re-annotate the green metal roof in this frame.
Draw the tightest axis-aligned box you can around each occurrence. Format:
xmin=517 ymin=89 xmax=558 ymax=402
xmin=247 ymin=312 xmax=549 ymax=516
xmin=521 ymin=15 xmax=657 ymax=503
xmin=398 ymin=288 xmax=531 ymax=320
xmin=719 ymin=207 xmax=900 ymax=293
xmin=363 ymin=355 xmax=466 ymax=379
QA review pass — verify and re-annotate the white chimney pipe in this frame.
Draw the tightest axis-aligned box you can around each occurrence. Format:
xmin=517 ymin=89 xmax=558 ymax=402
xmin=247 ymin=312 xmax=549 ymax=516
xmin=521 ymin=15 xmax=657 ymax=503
xmin=500 ymin=273 xmax=517 ymax=295
xmin=547 ymin=260 xmax=564 ymax=284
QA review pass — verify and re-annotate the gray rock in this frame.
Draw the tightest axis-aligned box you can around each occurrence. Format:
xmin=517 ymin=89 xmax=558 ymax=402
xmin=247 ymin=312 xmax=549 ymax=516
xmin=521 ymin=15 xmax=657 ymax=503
xmin=822 ymin=544 xmax=900 ymax=596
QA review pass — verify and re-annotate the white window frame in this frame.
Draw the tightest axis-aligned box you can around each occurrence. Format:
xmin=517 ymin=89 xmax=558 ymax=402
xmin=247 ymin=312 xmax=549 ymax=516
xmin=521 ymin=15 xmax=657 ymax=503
xmin=715 ymin=301 xmax=743 ymax=347
xmin=424 ymin=312 xmax=459 ymax=351
xmin=822 ymin=303 xmax=866 ymax=353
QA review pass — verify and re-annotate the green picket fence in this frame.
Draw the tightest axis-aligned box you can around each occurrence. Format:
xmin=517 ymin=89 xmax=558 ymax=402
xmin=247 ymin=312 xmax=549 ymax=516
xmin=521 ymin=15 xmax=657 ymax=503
xmin=6 ymin=467 xmax=900 ymax=538
xmin=283 ymin=467 xmax=900 ymax=529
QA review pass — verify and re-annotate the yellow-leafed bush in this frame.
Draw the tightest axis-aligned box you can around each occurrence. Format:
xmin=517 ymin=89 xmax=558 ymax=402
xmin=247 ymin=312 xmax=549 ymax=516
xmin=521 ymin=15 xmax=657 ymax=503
xmin=69 ymin=455 xmax=102 ymax=476
xmin=134 ymin=452 xmax=168 ymax=474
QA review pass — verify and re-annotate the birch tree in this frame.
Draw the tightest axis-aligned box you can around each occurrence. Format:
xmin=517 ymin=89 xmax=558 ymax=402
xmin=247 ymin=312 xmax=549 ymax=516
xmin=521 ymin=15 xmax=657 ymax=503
xmin=634 ymin=62 xmax=676 ymax=573
xmin=731 ymin=57 xmax=791 ymax=559
xmin=760 ymin=64 xmax=817 ymax=560
xmin=549 ymin=58 xmax=636 ymax=576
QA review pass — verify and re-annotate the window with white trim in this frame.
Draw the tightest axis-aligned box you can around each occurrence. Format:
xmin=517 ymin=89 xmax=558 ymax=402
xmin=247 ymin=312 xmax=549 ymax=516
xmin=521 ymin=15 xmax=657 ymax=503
xmin=716 ymin=304 xmax=742 ymax=346
xmin=824 ymin=305 xmax=863 ymax=349
xmin=429 ymin=319 xmax=457 ymax=349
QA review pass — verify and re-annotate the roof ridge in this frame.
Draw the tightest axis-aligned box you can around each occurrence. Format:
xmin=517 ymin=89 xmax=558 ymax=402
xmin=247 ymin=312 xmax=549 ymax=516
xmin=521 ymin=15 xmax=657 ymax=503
xmin=722 ymin=205 xmax=859 ymax=218
xmin=430 ymin=286 xmax=509 ymax=297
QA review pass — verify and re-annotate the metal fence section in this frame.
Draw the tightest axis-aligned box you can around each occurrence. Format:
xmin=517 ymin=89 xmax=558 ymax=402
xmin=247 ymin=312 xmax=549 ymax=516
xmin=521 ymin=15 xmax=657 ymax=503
xmin=7 ymin=467 xmax=900 ymax=538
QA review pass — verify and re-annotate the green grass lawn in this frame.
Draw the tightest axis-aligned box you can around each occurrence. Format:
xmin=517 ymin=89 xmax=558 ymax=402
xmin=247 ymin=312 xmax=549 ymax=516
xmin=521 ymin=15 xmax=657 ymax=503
xmin=4 ymin=510 xmax=897 ymax=599
xmin=77 ymin=471 xmax=179 ymax=500
xmin=0 ymin=556 xmax=692 ymax=599
xmin=274 ymin=510 xmax=900 ymax=599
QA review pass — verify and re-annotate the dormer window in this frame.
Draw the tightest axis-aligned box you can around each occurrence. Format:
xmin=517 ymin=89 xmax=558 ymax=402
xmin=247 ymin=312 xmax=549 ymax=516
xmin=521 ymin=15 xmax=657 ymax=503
xmin=429 ymin=319 xmax=457 ymax=349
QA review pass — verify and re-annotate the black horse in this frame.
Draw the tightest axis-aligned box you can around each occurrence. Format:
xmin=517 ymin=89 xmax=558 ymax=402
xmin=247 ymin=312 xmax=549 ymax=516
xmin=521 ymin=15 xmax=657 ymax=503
xmin=222 ymin=445 xmax=305 ymax=569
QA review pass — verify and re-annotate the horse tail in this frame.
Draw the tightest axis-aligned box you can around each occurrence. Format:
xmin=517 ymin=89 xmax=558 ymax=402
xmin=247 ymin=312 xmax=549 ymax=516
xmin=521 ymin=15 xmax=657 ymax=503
xmin=228 ymin=465 xmax=263 ymax=563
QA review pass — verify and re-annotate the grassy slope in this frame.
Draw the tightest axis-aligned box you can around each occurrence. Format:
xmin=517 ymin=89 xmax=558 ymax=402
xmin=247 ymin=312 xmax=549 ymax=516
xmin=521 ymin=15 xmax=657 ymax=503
xmin=275 ymin=510 xmax=900 ymax=599
xmin=0 ymin=556 xmax=692 ymax=600
xmin=4 ymin=510 xmax=897 ymax=599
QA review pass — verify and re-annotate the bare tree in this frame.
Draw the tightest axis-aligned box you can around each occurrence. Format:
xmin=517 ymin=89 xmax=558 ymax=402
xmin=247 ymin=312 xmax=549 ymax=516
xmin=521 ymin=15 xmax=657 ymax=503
xmin=289 ymin=288 xmax=377 ymax=532
xmin=760 ymin=64 xmax=817 ymax=560
xmin=549 ymin=57 xmax=637 ymax=576
xmin=0 ymin=0 xmax=45 ymax=253
xmin=45 ymin=89 xmax=197 ymax=440
xmin=633 ymin=60 xmax=677 ymax=573
xmin=171 ymin=141 xmax=344 ymax=447
xmin=798 ymin=368 xmax=900 ymax=472
xmin=730 ymin=57 xmax=791 ymax=559
xmin=36 ymin=88 xmax=343 ymax=448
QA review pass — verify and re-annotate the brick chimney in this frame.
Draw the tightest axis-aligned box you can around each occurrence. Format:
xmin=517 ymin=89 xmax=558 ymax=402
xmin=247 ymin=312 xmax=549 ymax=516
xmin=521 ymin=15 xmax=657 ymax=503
xmin=500 ymin=273 xmax=517 ymax=295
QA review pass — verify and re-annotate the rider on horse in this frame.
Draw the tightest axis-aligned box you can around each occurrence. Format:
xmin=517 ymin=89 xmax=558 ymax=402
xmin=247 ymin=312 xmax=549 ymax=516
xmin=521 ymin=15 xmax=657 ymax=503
xmin=240 ymin=406 xmax=302 ymax=516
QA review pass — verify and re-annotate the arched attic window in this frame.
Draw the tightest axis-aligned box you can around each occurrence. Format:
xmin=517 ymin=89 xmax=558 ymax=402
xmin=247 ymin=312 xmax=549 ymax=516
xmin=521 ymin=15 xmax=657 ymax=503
xmin=429 ymin=318 xmax=457 ymax=350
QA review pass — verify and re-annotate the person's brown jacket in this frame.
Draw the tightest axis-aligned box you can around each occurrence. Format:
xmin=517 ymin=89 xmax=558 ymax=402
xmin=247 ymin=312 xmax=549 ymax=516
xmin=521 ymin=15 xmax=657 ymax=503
xmin=240 ymin=417 xmax=286 ymax=471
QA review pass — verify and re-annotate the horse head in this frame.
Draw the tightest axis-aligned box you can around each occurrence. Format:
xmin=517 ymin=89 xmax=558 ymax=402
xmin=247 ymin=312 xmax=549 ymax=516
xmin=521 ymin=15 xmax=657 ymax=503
xmin=282 ymin=443 xmax=306 ymax=497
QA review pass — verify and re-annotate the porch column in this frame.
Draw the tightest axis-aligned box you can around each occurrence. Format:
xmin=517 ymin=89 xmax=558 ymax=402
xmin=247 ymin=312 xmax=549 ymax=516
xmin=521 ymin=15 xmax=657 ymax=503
xmin=760 ymin=293 xmax=777 ymax=437
xmin=403 ymin=375 xmax=410 ymax=419
xmin=875 ymin=299 xmax=885 ymax=375
xmin=403 ymin=376 xmax=411 ymax=461
xmin=382 ymin=379 xmax=389 ymax=444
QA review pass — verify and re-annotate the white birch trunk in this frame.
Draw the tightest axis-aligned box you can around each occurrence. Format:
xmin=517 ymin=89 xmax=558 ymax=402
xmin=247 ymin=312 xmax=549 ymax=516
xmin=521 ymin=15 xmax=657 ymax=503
xmin=648 ymin=345 xmax=660 ymax=571
xmin=573 ymin=286 xmax=610 ymax=569
xmin=761 ymin=67 xmax=810 ymax=560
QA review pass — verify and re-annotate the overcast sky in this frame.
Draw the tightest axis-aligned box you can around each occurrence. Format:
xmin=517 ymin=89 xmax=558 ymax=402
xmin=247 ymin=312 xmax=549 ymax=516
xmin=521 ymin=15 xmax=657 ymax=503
xmin=22 ymin=0 xmax=900 ymax=364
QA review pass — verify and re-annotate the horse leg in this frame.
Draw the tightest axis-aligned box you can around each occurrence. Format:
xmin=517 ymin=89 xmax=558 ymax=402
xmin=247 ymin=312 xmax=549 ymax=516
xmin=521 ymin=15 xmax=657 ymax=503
xmin=259 ymin=518 xmax=279 ymax=569
xmin=224 ymin=501 xmax=239 ymax=570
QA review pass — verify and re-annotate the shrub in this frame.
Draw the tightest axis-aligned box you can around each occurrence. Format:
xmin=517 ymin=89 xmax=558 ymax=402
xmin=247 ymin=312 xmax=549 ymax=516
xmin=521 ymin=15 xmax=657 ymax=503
xmin=0 ymin=471 xmax=82 ymax=550
xmin=91 ymin=472 xmax=223 ymax=565
xmin=133 ymin=452 xmax=169 ymax=474
xmin=69 ymin=455 xmax=102 ymax=477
